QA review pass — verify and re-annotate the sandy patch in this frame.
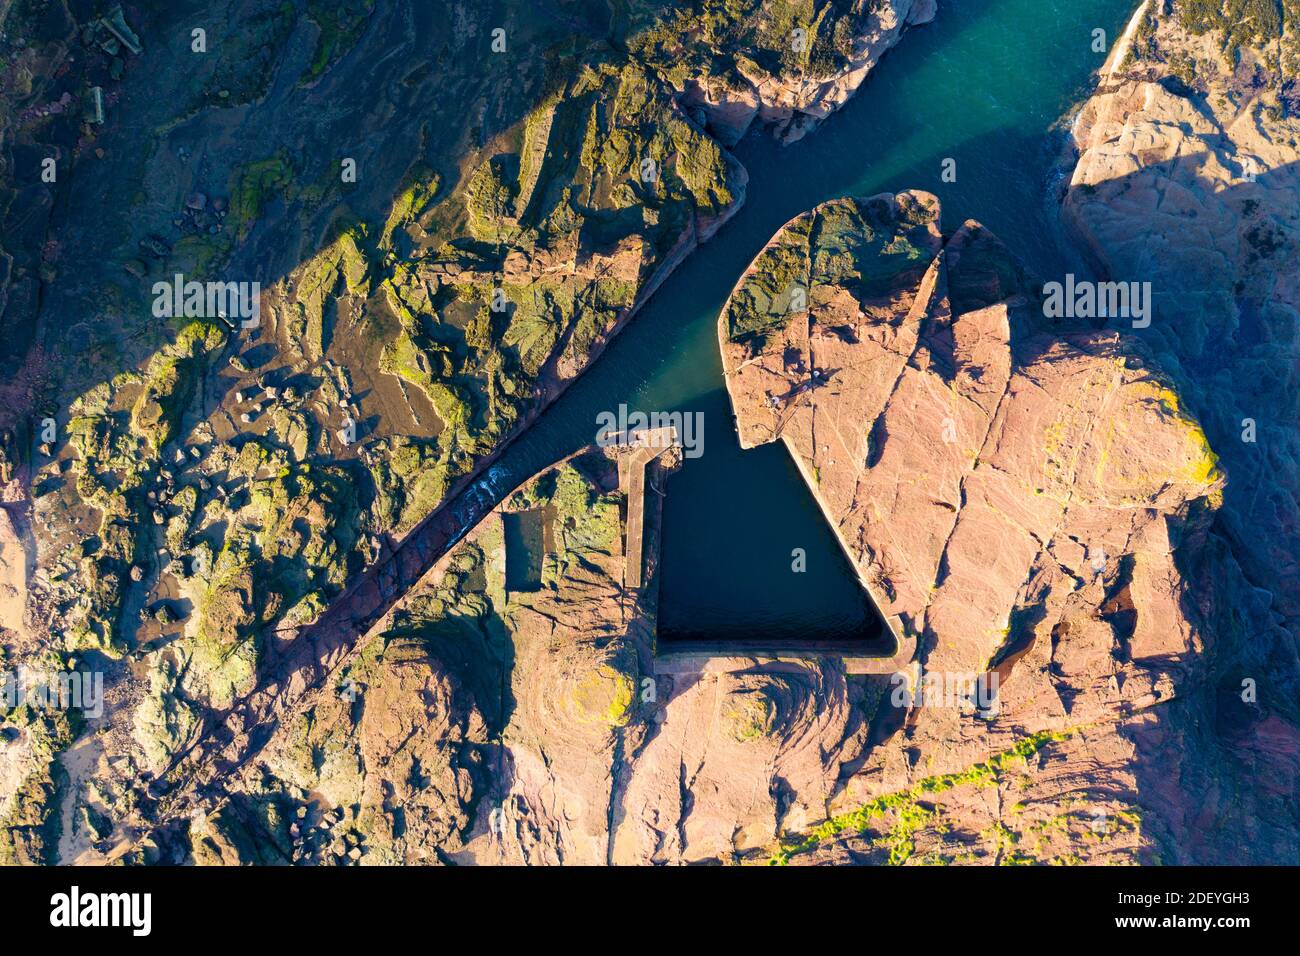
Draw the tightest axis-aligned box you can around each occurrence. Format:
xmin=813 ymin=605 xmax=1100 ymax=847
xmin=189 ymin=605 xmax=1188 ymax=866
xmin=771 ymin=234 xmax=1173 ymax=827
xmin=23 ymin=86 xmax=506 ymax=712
xmin=0 ymin=505 xmax=29 ymax=642
xmin=56 ymin=732 xmax=112 ymax=865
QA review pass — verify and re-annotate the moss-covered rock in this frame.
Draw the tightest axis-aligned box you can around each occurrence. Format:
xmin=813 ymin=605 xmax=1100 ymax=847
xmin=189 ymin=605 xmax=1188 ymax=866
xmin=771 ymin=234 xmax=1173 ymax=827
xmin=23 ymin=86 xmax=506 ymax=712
xmin=0 ymin=691 xmax=82 ymax=865
xmin=132 ymin=320 xmax=227 ymax=453
xmin=228 ymin=152 xmax=295 ymax=241
xmin=133 ymin=654 xmax=200 ymax=771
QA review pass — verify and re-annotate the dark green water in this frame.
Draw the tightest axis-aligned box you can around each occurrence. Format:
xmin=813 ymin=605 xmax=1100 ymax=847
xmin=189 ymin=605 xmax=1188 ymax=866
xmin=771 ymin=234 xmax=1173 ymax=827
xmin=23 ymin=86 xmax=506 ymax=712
xmin=484 ymin=0 xmax=1137 ymax=645
xmin=503 ymin=510 xmax=547 ymax=592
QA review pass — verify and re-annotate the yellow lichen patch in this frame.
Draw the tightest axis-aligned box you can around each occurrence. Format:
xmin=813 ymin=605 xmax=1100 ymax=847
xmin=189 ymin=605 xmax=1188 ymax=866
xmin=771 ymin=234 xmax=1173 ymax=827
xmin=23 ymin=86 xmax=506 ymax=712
xmin=1090 ymin=375 xmax=1223 ymax=502
xmin=1137 ymin=379 xmax=1222 ymax=487
xmin=570 ymin=664 xmax=634 ymax=728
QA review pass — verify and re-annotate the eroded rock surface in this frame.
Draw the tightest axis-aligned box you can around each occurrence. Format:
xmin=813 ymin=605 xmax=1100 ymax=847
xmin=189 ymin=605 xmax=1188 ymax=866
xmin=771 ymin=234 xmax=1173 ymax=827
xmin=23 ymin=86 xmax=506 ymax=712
xmin=720 ymin=192 xmax=1295 ymax=864
xmin=1064 ymin=3 xmax=1300 ymax=602
xmin=647 ymin=0 xmax=938 ymax=145
xmin=1056 ymin=2 xmax=1300 ymax=861
xmin=175 ymin=186 xmax=1290 ymax=867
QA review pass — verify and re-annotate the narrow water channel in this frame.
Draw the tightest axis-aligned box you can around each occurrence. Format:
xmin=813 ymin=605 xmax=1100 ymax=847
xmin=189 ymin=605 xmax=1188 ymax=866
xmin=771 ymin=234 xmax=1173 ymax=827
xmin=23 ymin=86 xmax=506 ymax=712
xmin=488 ymin=0 xmax=1137 ymax=645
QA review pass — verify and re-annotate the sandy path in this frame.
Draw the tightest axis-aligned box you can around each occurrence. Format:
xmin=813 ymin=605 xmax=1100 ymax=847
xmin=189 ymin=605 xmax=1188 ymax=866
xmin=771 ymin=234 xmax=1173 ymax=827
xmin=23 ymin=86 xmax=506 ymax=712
xmin=0 ymin=504 xmax=29 ymax=642
xmin=1102 ymin=0 xmax=1150 ymax=81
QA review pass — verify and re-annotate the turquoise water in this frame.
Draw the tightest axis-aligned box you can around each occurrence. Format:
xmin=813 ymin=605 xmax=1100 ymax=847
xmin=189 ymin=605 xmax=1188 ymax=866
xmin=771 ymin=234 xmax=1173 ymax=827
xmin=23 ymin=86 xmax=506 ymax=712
xmin=490 ymin=0 xmax=1137 ymax=645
